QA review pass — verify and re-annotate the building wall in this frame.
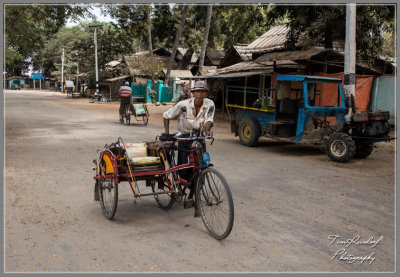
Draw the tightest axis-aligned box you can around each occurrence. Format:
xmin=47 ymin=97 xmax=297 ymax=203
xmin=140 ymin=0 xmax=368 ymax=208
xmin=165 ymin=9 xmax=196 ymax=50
xmin=370 ymin=75 xmax=395 ymax=124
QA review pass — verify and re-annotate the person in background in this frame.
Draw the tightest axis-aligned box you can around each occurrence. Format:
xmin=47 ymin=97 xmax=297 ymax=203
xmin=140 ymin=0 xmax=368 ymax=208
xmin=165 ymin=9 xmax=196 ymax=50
xmin=118 ymin=81 xmax=132 ymax=123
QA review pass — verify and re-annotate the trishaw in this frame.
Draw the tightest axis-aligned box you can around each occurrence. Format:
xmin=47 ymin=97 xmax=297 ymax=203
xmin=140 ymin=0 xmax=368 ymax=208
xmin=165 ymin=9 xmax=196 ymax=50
xmin=92 ymin=133 xmax=234 ymax=240
xmin=122 ymin=96 xmax=149 ymax=126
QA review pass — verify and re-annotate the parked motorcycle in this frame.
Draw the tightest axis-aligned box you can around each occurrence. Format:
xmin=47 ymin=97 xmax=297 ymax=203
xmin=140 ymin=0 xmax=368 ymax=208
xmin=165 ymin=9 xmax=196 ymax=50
xmin=89 ymin=92 xmax=107 ymax=103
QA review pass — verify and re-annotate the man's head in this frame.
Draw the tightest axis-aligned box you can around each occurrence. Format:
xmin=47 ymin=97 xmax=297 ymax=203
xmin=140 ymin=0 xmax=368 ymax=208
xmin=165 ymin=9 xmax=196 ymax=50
xmin=125 ymin=81 xmax=129 ymax=86
xmin=191 ymin=81 xmax=209 ymax=102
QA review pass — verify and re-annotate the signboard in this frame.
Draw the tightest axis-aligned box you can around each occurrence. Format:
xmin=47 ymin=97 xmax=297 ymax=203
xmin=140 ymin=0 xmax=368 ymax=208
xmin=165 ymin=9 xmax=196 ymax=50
xmin=31 ymin=73 xmax=43 ymax=80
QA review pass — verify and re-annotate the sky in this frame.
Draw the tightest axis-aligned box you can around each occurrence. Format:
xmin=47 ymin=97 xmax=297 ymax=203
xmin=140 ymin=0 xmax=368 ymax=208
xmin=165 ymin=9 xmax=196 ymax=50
xmin=65 ymin=6 xmax=115 ymax=27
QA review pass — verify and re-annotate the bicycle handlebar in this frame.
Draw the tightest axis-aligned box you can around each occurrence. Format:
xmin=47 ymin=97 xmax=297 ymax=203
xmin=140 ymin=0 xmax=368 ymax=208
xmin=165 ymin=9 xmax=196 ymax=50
xmin=174 ymin=134 xmax=213 ymax=141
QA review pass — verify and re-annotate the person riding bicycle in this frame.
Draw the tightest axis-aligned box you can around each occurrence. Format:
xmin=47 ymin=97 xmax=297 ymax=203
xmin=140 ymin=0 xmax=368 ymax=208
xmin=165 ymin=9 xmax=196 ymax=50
xmin=119 ymin=81 xmax=133 ymax=123
xmin=162 ymin=80 xmax=215 ymax=202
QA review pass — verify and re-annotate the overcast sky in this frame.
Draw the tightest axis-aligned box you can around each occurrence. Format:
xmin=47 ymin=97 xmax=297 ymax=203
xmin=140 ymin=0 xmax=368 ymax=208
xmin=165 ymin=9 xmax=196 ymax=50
xmin=66 ymin=6 xmax=115 ymax=27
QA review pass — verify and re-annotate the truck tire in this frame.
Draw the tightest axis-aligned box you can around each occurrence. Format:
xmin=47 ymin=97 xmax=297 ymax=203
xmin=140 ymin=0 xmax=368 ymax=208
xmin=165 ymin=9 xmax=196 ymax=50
xmin=326 ymin=132 xmax=355 ymax=162
xmin=354 ymin=144 xmax=373 ymax=159
xmin=239 ymin=118 xmax=260 ymax=147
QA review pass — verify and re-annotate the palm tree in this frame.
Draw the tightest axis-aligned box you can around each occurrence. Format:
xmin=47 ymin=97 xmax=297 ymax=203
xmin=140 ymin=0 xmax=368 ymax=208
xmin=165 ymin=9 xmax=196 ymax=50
xmin=198 ymin=5 xmax=213 ymax=76
xmin=146 ymin=5 xmax=153 ymax=54
xmin=165 ymin=5 xmax=189 ymax=85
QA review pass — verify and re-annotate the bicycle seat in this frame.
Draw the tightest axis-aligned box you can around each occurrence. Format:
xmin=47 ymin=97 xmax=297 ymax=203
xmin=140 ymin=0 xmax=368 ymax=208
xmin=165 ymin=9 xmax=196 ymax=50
xmin=159 ymin=134 xmax=177 ymax=141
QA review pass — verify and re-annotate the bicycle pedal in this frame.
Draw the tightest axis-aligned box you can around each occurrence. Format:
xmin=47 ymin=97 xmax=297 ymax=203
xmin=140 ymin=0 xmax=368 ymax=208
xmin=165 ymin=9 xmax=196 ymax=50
xmin=184 ymin=199 xmax=195 ymax=209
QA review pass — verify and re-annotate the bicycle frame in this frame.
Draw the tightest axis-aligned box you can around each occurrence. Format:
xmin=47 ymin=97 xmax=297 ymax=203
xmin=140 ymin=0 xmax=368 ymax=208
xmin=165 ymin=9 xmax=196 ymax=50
xmin=93 ymin=136 xmax=210 ymax=198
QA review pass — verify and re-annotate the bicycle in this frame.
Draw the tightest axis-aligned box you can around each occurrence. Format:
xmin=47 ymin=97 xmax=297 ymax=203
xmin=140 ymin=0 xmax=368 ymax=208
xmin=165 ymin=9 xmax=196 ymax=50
xmin=93 ymin=133 xmax=234 ymax=240
xmin=121 ymin=104 xmax=132 ymax=125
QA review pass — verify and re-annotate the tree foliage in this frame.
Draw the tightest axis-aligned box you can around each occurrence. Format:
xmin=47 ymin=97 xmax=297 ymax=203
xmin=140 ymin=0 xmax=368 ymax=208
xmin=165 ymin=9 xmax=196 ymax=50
xmin=5 ymin=4 xmax=395 ymax=79
xmin=266 ymin=4 xmax=395 ymax=62
xmin=5 ymin=4 xmax=92 ymax=75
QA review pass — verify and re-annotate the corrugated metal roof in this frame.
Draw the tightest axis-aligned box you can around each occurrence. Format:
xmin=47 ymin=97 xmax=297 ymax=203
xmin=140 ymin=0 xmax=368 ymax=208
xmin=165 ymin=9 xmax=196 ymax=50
xmin=162 ymin=70 xmax=193 ymax=78
xmin=177 ymin=48 xmax=188 ymax=56
xmin=255 ymin=48 xmax=344 ymax=62
xmin=245 ymin=24 xmax=289 ymax=52
xmin=105 ymin=75 xmax=130 ymax=82
xmin=233 ymin=45 xmax=252 ymax=61
xmin=105 ymin=60 xmax=121 ymax=67
xmin=214 ymin=60 xmax=297 ymax=75
xmin=206 ymin=49 xmax=225 ymax=65
xmin=190 ymin=52 xmax=199 ymax=63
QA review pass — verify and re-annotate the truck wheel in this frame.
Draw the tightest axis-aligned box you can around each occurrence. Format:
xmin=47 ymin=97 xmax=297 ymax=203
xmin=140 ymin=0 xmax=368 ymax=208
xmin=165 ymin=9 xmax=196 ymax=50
xmin=326 ymin=132 xmax=355 ymax=162
xmin=354 ymin=144 xmax=373 ymax=159
xmin=239 ymin=118 xmax=260 ymax=147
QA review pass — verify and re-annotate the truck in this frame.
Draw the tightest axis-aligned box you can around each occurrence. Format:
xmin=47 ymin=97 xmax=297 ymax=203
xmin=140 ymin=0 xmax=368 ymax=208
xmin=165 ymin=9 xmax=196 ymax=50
xmin=227 ymin=75 xmax=392 ymax=162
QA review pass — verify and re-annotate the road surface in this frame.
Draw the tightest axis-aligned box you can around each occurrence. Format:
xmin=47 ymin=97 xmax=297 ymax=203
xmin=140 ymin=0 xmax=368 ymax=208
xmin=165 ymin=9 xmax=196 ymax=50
xmin=4 ymin=89 xmax=395 ymax=273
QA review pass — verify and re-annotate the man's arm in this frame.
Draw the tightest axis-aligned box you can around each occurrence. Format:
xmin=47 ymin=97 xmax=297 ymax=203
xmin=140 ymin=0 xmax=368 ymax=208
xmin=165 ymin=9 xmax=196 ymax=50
xmin=204 ymin=121 xmax=213 ymax=136
xmin=163 ymin=118 xmax=170 ymax=135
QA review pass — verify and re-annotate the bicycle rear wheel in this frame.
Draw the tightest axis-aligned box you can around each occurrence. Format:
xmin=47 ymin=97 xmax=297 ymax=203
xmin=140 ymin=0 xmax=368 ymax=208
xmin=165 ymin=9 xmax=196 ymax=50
xmin=196 ymin=167 xmax=234 ymax=240
xmin=125 ymin=106 xmax=131 ymax=125
xmin=150 ymin=178 xmax=175 ymax=210
xmin=98 ymin=160 xmax=118 ymax=219
xmin=143 ymin=115 xmax=149 ymax=125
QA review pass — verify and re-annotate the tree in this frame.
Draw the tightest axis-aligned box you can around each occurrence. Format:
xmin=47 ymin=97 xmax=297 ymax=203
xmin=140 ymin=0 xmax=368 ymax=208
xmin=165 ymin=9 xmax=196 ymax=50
xmin=198 ymin=5 xmax=213 ymax=75
xmin=5 ymin=4 xmax=92 ymax=75
xmin=104 ymin=5 xmax=153 ymax=52
xmin=266 ymin=4 xmax=395 ymax=62
xmin=164 ymin=5 xmax=189 ymax=85
xmin=146 ymin=5 xmax=153 ymax=54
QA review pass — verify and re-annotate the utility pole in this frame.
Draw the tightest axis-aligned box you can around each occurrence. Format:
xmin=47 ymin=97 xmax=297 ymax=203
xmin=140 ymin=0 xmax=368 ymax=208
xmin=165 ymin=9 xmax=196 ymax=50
xmin=76 ymin=52 xmax=79 ymax=93
xmin=89 ymin=23 xmax=100 ymax=95
xmin=61 ymin=48 xmax=65 ymax=93
xmin=344 ymin=3 xmax=356 ymax=120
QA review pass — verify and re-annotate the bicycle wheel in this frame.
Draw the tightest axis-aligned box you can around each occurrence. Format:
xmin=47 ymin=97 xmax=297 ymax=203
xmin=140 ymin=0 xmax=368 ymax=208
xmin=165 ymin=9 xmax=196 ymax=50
xmin=125 ymin=106 xmax=131 ymax=125
xmin=98 ymin=160 xmax=118 ymax=219
xmin=150 ymin=178 xmax=175 ymax=210
xmin=89 ymin=97 xmax=94 ymax=103
xmin=196 ymin=167 xmax=234 ymax=240
xmin=101 ymin=97 xmax=107 ymax=103
xmin=143 ymin=115 xmax=149 ymax=125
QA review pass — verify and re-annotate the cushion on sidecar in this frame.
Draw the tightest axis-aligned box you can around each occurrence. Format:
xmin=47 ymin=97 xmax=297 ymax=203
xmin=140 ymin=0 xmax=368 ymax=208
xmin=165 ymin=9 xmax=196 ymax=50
xmin=133 ymin=104 xmax=146 ymax=116
xmin=123 ymin=143 xmax=147 ymax=158
xmin=123 ymin=142 xmax=161 ymax=165
xmin=130 ymin=156 xmax=161 ymax=165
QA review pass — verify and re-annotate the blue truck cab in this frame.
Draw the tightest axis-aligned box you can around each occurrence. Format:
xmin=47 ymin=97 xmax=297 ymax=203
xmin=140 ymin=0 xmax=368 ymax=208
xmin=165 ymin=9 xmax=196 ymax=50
xmin=227 ymin=74 xmax=391 ymax=162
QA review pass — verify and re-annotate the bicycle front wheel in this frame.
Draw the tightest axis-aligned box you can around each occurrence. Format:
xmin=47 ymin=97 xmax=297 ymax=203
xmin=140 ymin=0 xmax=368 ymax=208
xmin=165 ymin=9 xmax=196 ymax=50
xmin=196 ymin=167 xmax=234 ymax=240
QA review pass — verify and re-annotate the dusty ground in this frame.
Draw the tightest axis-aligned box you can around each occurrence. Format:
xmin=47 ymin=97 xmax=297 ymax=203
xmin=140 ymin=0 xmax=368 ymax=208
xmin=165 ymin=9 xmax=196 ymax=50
xmin=4 ymin=89 xmax=396 ymax=273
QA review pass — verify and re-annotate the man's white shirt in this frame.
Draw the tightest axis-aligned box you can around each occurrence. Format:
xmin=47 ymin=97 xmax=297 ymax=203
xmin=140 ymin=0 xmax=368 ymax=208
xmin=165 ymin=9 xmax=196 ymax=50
xmin=163 ymin=98 xmax=215 ymax=134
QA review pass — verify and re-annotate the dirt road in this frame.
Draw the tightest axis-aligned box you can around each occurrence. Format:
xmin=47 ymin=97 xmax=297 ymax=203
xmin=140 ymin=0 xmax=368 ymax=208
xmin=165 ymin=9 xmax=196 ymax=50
xmin=4 ymin=89 xmax=395 ymax=273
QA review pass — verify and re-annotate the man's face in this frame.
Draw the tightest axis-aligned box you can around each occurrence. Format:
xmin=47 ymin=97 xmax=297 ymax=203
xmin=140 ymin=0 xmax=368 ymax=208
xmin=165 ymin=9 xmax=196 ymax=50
xmin=192 ymin=90 xmax=208 ymax=101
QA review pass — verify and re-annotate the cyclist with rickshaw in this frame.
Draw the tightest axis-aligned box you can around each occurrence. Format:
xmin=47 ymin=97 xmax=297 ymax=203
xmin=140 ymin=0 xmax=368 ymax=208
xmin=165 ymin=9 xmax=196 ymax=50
xmin=93 ymin=80 xmax=234 ymax=240
xmin=118 ymin=81 xmax=133 ymax=124
xmin=162 ymin=80 xmax=215 ymax=208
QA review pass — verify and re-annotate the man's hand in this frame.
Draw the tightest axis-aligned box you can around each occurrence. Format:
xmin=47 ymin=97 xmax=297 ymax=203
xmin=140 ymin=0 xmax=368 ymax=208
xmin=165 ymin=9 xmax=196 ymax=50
xmin=205 ymin=130 xmax=213 ymax=136
xmin=204 ymin=121 xmax=213 ymax=137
